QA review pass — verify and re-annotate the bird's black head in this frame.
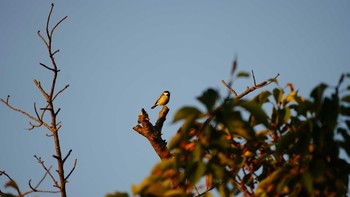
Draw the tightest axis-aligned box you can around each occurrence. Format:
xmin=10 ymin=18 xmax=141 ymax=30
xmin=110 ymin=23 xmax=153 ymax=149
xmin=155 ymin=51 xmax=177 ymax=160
xmin=163 ymin=90 xmax=170 ymax=96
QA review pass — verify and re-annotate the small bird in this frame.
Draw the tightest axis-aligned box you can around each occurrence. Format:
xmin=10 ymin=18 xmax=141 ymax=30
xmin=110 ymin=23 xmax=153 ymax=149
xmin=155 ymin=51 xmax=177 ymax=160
xmin=151 ymin=90 xmax=170 ymax=109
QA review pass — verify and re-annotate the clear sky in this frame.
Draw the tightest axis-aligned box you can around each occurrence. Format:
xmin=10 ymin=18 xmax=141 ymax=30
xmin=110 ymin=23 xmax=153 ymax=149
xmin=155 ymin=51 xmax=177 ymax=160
xmin=1 ymin=1 xmax=349 ymax=196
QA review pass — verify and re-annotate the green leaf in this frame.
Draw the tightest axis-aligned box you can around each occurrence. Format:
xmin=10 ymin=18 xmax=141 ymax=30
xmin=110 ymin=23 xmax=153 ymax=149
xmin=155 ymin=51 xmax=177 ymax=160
xmin=164 ymin=189 xmax=191 ymax=197
xmin=145 ymin=184 xmax=168 ymax=196
xmin=173 ymin=106 xmax=202 ymax=123
xmin=197 ymin=88 xmax=219 ymax=112
xmin=187 ymin=161 xmax=206 ymax=186
xmin=341 ymin=95 xmax=350 ymax=103
xmin=310 ymin=83 xmax=327 ymax=105
xmin=301 ymin=172 xmax=313 ymax=193
xmin=239 ymin=100 xmax=269 ymax=127
xmin=105 ymin=192 xmax=129 ymax=197
xmin=346 ymin=120 xmax=350 ymax=130
xmin=273 ymin=88 xmax=283 ymax=104
xmin=243 ymin=174 xmax=253 ymax=186
xmin=208 ymin=163 xmax=225 ymax=180
xmin=168 ymin=133 xmax=182 ymax=150
xmin=340 ymin=105 xmax=350 ymax=116
xmin=337 ymin=128 xmax=350 ymax=156
xmin=280 ymin=107 xmax=291 ymax=123
xmin=253 ymin=90 xmax=272 ymax=106
xmin=257 ymin=168 xmax=284 ymax=195
xmin=0 ymin=193 xmax=17 ymax=197
xmin=309 ymin=159 xmax=326 ymax=178
xmin=224 ymin=118 xmax=256 ymax=140
xmin=237 ymin=71 xmax=250 ymax=78
xmin=276 ymin=131 xmax=296 ymax=156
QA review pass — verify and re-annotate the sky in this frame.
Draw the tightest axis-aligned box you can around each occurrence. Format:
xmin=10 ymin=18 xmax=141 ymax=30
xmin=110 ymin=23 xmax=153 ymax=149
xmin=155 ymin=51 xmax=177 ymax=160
xmin=0 ymin=1 xmax=349 ymax=196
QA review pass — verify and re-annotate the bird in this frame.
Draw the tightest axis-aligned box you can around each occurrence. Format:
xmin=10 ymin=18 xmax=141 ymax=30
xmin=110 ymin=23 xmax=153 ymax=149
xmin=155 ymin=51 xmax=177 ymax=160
xmin=151 ymin=90 xmax=170 ymax=109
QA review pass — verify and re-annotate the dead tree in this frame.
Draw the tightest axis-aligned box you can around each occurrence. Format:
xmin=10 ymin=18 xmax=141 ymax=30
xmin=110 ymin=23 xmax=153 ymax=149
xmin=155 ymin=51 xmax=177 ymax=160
xmin=0 ymin=4 xmax=76 ymax=197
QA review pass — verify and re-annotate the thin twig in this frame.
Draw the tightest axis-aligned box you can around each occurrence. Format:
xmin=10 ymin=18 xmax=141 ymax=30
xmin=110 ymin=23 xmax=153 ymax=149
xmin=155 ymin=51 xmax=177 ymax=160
xmin=46 ymin=4 xmax=54 ymax=43
xmin=64 ymin=159 xmax=77 ymax=182
xmin=50 ymin=16 xmax=68 ymax=39
xmin=221 ymin=80 xmax=238 ymax=97
xmin=33 ymin=102 xmax=41 ymax=120
xmin=55 ymin=108 xmax=61 ymax=116
xmin=27 ymin=174 xmax=60 ymax=195
xmin=252 ymin=70 xmax=256 ymax=86
xmin=28 ymin=166 xmax=52 ymax=191
xmin=52 ymin=49 xmax=60 ymax=56
xmin=53 ymin=84 xmax=70 ymax=101
xmin=0 ymin=97 xmax=51 ymax=130
xmin=222 ymin=73 xmax=280 ymax=100
xmin=33 ymin=79 xmax=50 ymax=100
xmin=34 ymin=155 xmax=60 ymax=189
xmin=37 ymin=31 xmax=49 ymax=48
xmin=62 ymin=149 xmax=72 ymax=164
xmin=0 ymin=170 xmax=15 ymax=183
xmin=39 ymin=63 xmax=55 ymax=72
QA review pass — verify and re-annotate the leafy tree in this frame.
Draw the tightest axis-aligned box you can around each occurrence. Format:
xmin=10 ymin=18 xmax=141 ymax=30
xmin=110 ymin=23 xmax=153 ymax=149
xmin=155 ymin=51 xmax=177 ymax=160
xmin=126 ymin=66 xmax=350 ymax=196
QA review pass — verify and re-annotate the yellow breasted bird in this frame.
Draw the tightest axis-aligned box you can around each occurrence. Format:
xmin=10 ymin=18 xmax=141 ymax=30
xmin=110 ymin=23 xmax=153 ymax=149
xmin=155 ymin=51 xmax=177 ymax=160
xmin=151 ymin=91 xmax=170 ymax=109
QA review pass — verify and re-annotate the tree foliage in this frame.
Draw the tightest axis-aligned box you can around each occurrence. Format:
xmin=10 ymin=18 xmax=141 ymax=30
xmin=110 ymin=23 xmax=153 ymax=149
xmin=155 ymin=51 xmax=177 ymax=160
xmin=129 ymin=73 xmax=350 ymax=196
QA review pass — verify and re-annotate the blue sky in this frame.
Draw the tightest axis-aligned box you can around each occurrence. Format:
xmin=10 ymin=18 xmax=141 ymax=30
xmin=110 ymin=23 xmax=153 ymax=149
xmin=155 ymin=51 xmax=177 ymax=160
xmin=1 ymin=1 xmax=349 ymax=196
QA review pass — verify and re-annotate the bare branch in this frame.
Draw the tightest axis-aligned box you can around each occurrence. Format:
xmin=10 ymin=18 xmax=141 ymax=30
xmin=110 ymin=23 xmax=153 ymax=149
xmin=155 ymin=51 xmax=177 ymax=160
xmin=46 ymin=3 xmax=54 ymax=43
xmin=53 ymin=84 xmax=70 ymax=101
xmin=27 ymin=169 xmax=61 ymax=195
xmin=40 ymin=107 xmax=52 ymax=111
xmin=0 ymin=97 xmax=51 ymax=130
xmin=2 ymin=4 xmax=71 ymax=196
xmin=34 ymin=155 xmax=60 ymax=189
xmin=33 ymin=79 xmax=50 ymax=100
xmin=222 ymin=73 xmax=280 ymax=100
xmin=252 ymin=70 xmax=257 ymax=86
xmin=62 ymin=149 xmax=72 ymax=164
xmin=221 ymin=80 xmax=238 ymax=97
xmin=39 ymin=63 xmax=55 ymax=72
xmin=55 ymin=108 xmax=61 ymax=116
xmin=28 ymin=166 xmax=52 ymax=191
xmin=37 ymin=31 xmax=49 ymax=48
xmin=64 ymin=159 xmax=77 ymax=182
xmin=154 ymin=106 xmax=170 ymax=132
xmin=33 ymin=102 xmax=41 ymax=120
xmin=29 ymin=121 xmax=43 ymax=131
xmin=50 ymin=16 xmax=68 ymax=39
xmin=133 ymin=107 xmax=172 ymax=160
xmin=0 ymin=170 xmax=15 ymax=183
xmin=52 ymin=49 xmax=60 ymax=56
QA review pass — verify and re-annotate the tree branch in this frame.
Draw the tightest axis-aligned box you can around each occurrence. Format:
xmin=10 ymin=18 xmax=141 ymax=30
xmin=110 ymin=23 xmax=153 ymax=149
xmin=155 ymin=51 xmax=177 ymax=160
xmin=1 ymin=4 xmax=73 ymax=197
xmin=26 ymin=166 xmax=60 ymax=195
xmin=0 ymin=96 xmax=51 ymax=130
xmin=222 ymin=72 xmax=280 ymax=100
xmin=65 ymin=159 xmax=77 ymax=182
xmin=133 ymin=107 xmax=172 ymax=160
xmin=34 ymin=155 xmax=60 ymax=189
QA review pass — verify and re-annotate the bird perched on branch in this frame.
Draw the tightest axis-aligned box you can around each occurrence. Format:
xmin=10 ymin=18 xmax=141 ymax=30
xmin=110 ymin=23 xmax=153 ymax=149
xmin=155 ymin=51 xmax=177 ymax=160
xmin=151 ymin=90 xmax=170 ymax=109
